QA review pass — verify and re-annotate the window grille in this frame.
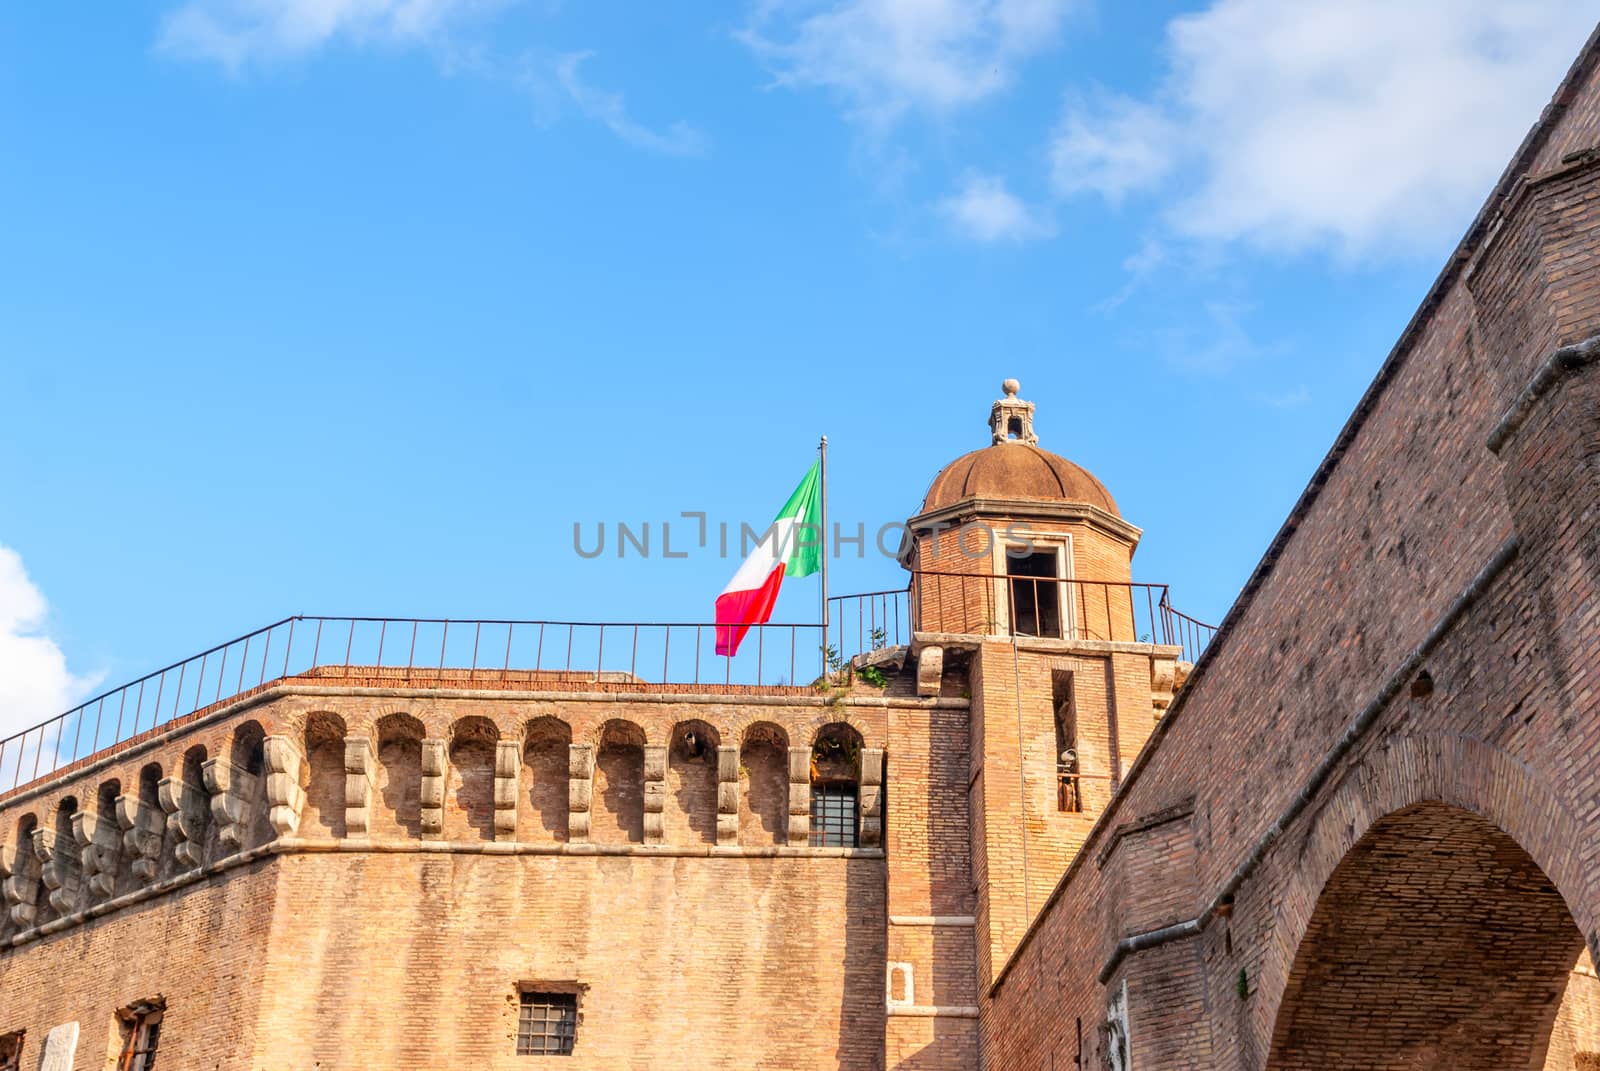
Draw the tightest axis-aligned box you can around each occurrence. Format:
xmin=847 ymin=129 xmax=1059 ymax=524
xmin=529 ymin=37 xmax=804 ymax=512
xmin=517 ymin=992 xmax=577 ymax=1056
xmin=810 ymin=782 xmax=858 ymax=847
xmin=117 ymin=1004 xmax=163 ymax=1071
xmin=0 ymin=1030 xmax=22 ymax=1071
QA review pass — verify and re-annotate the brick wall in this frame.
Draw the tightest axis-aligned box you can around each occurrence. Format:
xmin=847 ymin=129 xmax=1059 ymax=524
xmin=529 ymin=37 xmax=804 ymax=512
xmin=0 ymin=684 xmax=938 ymax=1070
xmin=980 ymin=24 xmax=1600 ymax=1071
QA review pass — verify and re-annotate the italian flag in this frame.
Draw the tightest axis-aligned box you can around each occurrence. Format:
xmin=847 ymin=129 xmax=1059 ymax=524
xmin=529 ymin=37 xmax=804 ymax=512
xmin=715 ymin=460 xmax=822 ymax=657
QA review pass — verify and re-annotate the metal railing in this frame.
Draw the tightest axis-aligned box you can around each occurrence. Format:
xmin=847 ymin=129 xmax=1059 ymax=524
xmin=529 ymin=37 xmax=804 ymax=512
xmin=910 ymin=571 xmax=1216 ymax=662
xmin=0 ymin=580 xmax=1215 ymax=798
xmin=0 ymin=614 xmax=852 ymax=797
xmin=827 ymin=587 xmax=909 ymax=661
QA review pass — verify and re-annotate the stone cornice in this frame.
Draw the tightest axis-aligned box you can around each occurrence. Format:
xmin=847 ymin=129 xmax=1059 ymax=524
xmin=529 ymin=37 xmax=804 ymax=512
xmin=0 ymin=682 xmax=966 ymax=810
xmin=911 ymin=632 xmax=1182 ymax=660
xmin=905 ymin=497 xmax=1143 ymax=549
xmin=0 ymin=837 xmax=884 ymax=954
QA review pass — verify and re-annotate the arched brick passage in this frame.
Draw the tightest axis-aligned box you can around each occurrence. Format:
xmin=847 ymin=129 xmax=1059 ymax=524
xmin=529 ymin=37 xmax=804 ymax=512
xmin=667 ymin=720 xmax=719 ymax=846
xmin=229 ymin=719 xmax=272 ymax=849
xmin=374 ymin=714 xmax=424 ymax=839
xmin=594 ymin=720 xmax=645 ymax=845
xmin=1267 ymin=802 xmax=1584 ymax=1071
xmin=519 ymin=716 xmax=571 ymax=842
xmin=176 ymin=744 xmax=210 ymax=873
xmin=739 ymin=722 xmax=789 ymax=846
xmin=301 ymin=712 xmax=347 ymax=838
xmin=445 ymin=716 xmax=498 ymax=842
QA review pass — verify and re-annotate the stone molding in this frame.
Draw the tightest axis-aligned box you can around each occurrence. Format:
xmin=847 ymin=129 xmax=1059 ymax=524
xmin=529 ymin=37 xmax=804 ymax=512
xmin=1486 ymin=332 xmax=1600 ymax=454
xmin=343 ymin=736 xmax=376 ymax=837
xmin=0 ymin=835 xmax=884 ymax=953
xmin=906 ymin=496 xmax=1143 ymax=549
xmin=262 ymin=736 xmax=304 ymax=838
xmin=157 ymin=775 xmax=206 ymax=870
xmin=112 ymin=792 xmax=162 ymax=885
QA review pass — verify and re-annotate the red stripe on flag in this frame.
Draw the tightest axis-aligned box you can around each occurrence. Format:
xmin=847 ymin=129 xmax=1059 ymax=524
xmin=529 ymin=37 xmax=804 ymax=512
xmin=714 ymin=563 xmax=786 ymax=657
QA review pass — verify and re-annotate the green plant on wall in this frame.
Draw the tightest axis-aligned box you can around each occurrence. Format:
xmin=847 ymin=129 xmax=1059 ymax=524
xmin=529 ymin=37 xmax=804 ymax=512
xmin=812 ymin=733 xmax=861 ymax=779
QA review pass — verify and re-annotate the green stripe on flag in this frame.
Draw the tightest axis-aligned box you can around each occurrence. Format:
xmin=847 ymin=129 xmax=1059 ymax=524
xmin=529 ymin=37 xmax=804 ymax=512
xmin=775 ymin=459 xmax=822 ymax=579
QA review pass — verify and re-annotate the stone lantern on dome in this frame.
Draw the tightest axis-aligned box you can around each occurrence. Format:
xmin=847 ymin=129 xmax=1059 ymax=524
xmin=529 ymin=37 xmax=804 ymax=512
xmin=903 ymin=379 xmax=1144 ymax=644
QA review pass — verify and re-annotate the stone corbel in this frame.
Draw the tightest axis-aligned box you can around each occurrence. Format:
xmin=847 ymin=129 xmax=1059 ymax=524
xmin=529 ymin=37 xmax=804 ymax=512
xmin=113 ymin=792 xmax=164 ymax=885
xmin=715 ymin=745 xmax=739 ymax=846
xmin=642 ymin=745 xmax=667 ymax=845
xmin=158 ymin=775 xmax=207 ymax=869
xmin=70 ymin=808 xmax=121 ymax=901
xmin=787 ymin=746 xmax=812 ymax=845
xmin=344 ymin=736 xmax=376 ymax=837
xmin=262 ymin=736 xmax=305 ymax=838
xmin=916 ymin=645 xmax=944 ymax=698
xmin=202 ymin=758 xmax=260 ymax=854
xmin=1 ymin=829 xmax=41 ymax=929
xmin=1150 ymin=655 xmax=1177 ymax=719
xmin=568 ymin=744 xmax=595 ymax=843
xmin=419 ymin=739 xmax=447 ymax=838
xmin=33 ymin=825 xmax=82 ymax=917
xmin=859 ymin=748 xmax=884 ymax=847
xmin=494 ymin=741 xmax=521 ymax=838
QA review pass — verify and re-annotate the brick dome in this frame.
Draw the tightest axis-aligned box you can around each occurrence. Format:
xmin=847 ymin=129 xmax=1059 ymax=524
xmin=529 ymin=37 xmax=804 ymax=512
xmin=921 ymin=443 xmax=1120 ymax=515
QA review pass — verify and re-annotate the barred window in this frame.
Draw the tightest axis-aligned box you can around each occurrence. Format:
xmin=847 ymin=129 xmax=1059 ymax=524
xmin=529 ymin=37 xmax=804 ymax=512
xmin=117 ymin=1003 xmax=163 ymax=1071
xmin=517 ymin=992 xmax=577 ymax=1056
xmin=810 ymin=782 xmax=858 ymax=847
xmin=0 ymin=1030 xmax=22 ymax=1071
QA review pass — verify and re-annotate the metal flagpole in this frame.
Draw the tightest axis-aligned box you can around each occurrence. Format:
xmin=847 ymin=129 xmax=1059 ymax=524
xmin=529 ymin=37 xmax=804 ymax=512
xmin=819 ymin=434 xmax=829 ymax=682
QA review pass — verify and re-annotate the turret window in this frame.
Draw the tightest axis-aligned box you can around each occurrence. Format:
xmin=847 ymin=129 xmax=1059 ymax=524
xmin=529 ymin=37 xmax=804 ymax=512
xmin=1007 ymin=550 xmax=1062 ymax=638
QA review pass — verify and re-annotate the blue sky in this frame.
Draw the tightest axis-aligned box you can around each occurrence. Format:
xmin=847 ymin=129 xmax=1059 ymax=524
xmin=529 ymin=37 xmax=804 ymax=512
xmin=1 ymin=1 xmax=1595 ymax=734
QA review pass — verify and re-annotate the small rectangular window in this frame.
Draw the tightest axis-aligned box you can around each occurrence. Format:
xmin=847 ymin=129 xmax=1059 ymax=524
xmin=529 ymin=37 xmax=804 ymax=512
xmin=1007 ymin=550 xmax=1062 ymax=638
xmin=0 ymin=1030 xmax=23 ymax=1071
xmin=517 ymin=992 xmax=577 ymax=1056
xmin=117 ymin=1002 xmax=163 ymax=1071
xmin=810 ymin=783 xmax=858 ymax=847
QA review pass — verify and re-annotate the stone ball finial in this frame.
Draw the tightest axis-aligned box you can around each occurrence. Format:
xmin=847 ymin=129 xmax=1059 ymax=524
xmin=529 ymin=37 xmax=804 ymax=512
xmin=1002 ymin=378 xmax=1020 ymax=398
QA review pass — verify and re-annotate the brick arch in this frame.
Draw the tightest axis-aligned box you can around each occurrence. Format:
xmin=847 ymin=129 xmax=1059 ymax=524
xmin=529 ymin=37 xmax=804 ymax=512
xmin=519 ymin=716 xmax=571 ymax=843
xmin=735 ymin=717 xmax=791 ymax=749
xmin=593 ymin=719 xmax=646 ymax=844
xmin=445 ymin=716 xmax=499 ymax=841
xmin=373 ymin=714 xmax=425 ymax=839
xmin=1259 ymin=732 xmax=1592 ymax=1071
xmin=587 ymin=717 xmax=651 ymax=748
xmin=803 ymin=714 xmax=870 ymax=750
xmin=301 ymin=712 xmax=347 ymax=838
xmin=738 ymin=721 xmax=790 ymax=846
xmin=666 ymin=720 xmax=719 ymax=845
xmin=1264 ymin=801 xmax=1582 ymax=1070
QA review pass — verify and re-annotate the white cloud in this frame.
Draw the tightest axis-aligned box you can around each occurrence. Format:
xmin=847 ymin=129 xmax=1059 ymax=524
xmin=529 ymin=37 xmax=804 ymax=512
xmin=157 ymin=0 xmax=508 ymax=71
xmin=936 ymin=173 xmax=1054 ymax=242
xmin=0 ymin=546 xmax=94 ymax=750
xmin=555 ymin=53 xmax=709 ymax=157
xmin=1052 ymin=0 xmax=1597 ymax=257
xmin=1051 ymin=91 xmax=1175 ymax=201
xmin=741 ymin=0 xmax=1075 ymax=125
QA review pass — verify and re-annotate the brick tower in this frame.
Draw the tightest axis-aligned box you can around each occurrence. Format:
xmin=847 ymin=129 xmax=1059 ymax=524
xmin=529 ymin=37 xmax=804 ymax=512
xmin=900 ymin=380 xmax=1183 ymax=989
